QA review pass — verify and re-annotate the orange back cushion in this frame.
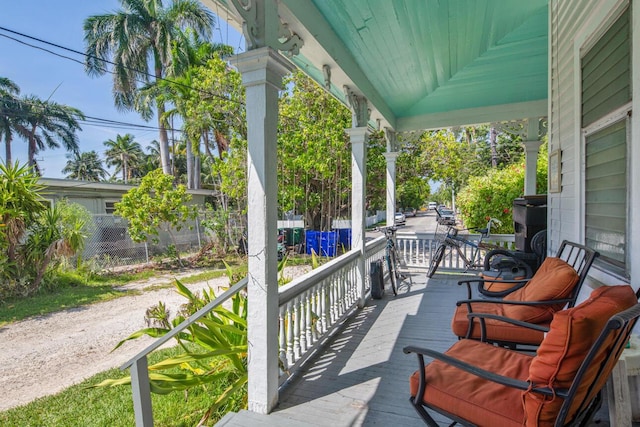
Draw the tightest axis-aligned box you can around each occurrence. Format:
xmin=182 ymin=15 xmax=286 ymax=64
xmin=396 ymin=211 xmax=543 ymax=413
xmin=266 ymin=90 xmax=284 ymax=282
xmin=523 ymin=285 xmax=637 ymax=426
xmin=502 ymin=257 xmax=579 ymax=323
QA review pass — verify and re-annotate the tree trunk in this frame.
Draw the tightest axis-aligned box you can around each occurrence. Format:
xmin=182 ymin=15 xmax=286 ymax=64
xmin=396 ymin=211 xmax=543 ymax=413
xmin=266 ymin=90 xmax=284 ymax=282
xmin=28 ymin=125 xmax=37 ymax=168
xmin=122 ymin=153 xmax=127 ymax=183
xmin=154 ymin=58 xmax=171 ymax=176
xmin=156 ymin=104 xmax=171 ymax=175
xmin=5 ymin=134 xmax=12 ymax=165
xmin=194 ymin=151 xmax=201 ymax=189
xmin=490 ymin=127 xmax=498 ymax=168
xmin=186 ymin=138 xmax=194 ymax=189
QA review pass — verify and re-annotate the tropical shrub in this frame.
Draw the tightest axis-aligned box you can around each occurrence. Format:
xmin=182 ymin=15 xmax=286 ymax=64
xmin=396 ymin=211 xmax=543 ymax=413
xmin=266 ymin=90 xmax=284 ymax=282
xmin=94 ymin=279 xmax=248 ymax=424
xmin=115 ymin=169 xmax=197 ymax=265
xmin=0 ymin=162 xmax=91 ymax=299
xmin=456 ymin=144 xmax=548 ymax=234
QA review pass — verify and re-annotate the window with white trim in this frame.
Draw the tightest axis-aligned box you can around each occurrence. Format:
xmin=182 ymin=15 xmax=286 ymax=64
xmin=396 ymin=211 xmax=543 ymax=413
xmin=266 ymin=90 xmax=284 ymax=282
xmin=581 ymin=6 xmax=630 ymax=272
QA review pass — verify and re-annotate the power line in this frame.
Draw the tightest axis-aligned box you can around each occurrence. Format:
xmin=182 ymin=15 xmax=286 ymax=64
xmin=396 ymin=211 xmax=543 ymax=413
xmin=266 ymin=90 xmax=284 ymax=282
xmin=0 ymin=97 xmax=184 ymax=134
xmin=0 ymin=25 xmax=245 ymax=106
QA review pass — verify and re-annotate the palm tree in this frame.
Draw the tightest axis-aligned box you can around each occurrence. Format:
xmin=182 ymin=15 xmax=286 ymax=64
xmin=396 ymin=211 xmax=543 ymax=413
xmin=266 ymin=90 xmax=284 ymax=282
xmin=154 ymin=35 xmax=234 ymax=189
xmin=84 ymin=0 xmax=215 ymax=176
xmin=0 ymin=77 xmax=28 ymax=165
xmin=104 ymin=133 xmax=144 ymax=183
xmin=62 ymin=151 xmax=107 ymax=181
xmin=19 ymin=95 xmax=85 ymax=172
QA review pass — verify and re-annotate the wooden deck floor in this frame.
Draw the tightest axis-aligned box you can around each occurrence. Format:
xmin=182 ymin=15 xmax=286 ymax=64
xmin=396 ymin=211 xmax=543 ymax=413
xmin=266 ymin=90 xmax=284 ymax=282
xmin=217 ymin=270 xmax=625 ymax=427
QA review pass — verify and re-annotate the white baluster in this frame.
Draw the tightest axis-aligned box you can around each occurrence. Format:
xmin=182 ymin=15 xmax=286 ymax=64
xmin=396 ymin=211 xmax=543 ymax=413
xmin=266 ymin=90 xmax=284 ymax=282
xmin=293 ymin=297 xmax=301 ymax=361
xmin=305 ymin=289 xmax=313 ymax=348
xmin=286 ymin=300 xmax=294 ymax=365
xmin=320 ymin=283 xmax=328 ymax=333
xmin=299 ymin=292 xmax=308 ymax=353
xmin=278 ymin=305 xmax=288 ymax=373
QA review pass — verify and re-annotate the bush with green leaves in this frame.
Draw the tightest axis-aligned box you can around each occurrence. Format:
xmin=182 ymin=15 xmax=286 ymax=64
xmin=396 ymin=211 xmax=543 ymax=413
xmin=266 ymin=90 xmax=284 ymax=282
xmin=115 ymin=169 xmax=197 ymax=264
xmin=1 ymin=162 xmax=91 ymax=299
xmin=456 ymin=145 xmax=548 ymax=234
xmin=93 ymin=279 xmax=248 ymax=424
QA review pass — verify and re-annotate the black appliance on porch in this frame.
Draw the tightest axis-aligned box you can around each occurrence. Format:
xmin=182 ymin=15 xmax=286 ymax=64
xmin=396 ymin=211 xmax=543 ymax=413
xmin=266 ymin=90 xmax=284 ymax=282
xmin=481 ymin=195 xmax=548 ymax=283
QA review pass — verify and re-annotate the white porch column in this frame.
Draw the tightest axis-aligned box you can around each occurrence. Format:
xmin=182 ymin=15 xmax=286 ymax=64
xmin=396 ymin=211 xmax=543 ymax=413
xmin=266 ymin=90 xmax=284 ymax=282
xmin=344 ymin=89 xmax=369 ymax=308
xmin=384 ymin=128 xmax=398 ymax=227
xmin=523 ymin=118 xmax=543 ymax=195
xmin=235 ymin=47 xmax=292 ymax=414
xmin=523 ymin=140 xmax=543 ymax=195
xmin=347 ymin=126 xmax=370 ymax=308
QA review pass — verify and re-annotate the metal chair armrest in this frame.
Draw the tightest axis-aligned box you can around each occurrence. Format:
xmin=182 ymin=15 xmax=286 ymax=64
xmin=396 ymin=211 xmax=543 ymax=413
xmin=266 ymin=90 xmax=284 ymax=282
xmin=468 ymin=312 xmax=550 ymax=341
xmin=403 ymin=345 xmax=532 ymax=398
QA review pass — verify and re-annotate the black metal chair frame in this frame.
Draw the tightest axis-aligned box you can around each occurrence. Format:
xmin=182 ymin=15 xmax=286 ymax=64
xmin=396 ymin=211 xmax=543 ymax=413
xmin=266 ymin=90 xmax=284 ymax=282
xmin=454 ymin=240 xmax=599 ymax=348
xmin=459 ymin=240 xmax=599 ymax=301
xmin=404 ymin=302 xmax=640 ymax=426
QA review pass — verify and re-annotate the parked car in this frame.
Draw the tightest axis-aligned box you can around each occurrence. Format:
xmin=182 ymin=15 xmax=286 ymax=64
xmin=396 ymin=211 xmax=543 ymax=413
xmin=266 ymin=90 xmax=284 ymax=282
xmin=394 ymin=211 xmax=406 ymax=226
xmin=435 ymin=206 xmax=455 ymax=225
xmin=404 ymin=208 xmax=416 ymax=217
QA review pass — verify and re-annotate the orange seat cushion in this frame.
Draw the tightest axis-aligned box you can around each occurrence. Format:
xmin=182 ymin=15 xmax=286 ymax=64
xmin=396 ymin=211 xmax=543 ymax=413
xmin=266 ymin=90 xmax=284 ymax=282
xmin=410 ymin=340 xmax=533 ymax=427
xmin=451 ymin=302 xmax=546 ymax=345
xmin=480 ymin=272 xmax=527 ymax=293
xmin=502 ymin=257 xmax=579 ymax=323
xmin=523 ymin=285 xmax=637 ymax=426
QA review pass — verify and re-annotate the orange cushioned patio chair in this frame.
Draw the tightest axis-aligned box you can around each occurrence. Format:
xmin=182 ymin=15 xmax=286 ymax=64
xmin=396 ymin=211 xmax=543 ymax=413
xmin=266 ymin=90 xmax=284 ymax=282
xmin=451 ymin=241 xmax=599 ymax=348
xmin=404 ymin=285 xmax=639 ymax=426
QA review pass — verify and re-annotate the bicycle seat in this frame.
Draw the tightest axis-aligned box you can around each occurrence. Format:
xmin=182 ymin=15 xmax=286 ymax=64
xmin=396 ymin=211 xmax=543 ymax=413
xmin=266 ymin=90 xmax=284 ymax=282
xmin=475 ymin=227 xmax=489 ymax=236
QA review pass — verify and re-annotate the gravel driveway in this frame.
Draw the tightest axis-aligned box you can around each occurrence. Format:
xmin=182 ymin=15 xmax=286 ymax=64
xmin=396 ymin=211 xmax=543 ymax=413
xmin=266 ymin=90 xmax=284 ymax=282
xmin=0 ymin=265 xmax=310 ymax=412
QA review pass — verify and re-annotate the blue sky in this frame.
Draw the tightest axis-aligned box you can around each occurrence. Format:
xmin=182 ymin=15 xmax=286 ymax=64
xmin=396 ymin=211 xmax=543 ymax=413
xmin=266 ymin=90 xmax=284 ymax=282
xmin=0 ymin=1 xmax=243 ymax=178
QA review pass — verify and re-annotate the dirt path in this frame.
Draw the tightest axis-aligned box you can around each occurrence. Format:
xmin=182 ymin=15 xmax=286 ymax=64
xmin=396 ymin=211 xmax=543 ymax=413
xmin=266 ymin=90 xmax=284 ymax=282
xmin=0 ymin=266 xmax=309 ymax=412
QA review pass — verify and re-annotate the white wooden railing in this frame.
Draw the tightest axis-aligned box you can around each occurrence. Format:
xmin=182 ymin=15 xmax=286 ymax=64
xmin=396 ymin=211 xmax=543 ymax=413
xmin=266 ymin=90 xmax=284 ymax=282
xmin=395 ymin=231 xmax=515 ymax=270
xmin=123 ymin=231 xmax=511 ymax=425
xmin=277 ymin=236 xmax=386 ymax=381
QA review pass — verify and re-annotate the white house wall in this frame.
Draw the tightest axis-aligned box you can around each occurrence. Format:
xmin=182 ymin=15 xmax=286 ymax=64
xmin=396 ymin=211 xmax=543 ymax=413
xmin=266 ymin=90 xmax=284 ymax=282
xmin=551 ymin=0 xmax=639 ymax=293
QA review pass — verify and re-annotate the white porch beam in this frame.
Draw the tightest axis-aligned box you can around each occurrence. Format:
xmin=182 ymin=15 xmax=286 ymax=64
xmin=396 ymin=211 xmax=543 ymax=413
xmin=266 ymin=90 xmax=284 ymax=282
xmin=235 ymin=46 xmax=293 ymax=414
xmin=396 ymin=99 xmax=548 ymax=132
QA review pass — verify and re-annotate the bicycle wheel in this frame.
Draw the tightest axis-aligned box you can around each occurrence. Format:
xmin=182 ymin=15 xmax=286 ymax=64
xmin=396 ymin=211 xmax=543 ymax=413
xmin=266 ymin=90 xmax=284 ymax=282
xmin=387 ymin=249 xmax=398 ymax=296
xmin=427 ymin=244 xmax=446 ymax=278
xmin=483 ymin=248 xmax=533 ymax=279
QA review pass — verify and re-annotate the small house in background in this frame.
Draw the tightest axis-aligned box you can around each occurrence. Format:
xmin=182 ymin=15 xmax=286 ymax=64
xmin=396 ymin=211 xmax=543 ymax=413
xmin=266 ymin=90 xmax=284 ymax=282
xmin=40 ymin=178 xmax=214 ymax=267
xmin=40 ymin=178 xmax=212 ymax=214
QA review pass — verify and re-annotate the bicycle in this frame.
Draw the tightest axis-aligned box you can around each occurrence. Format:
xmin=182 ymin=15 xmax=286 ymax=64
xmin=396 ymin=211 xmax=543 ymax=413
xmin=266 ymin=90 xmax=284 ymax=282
xmin=427 ymin=217 xmax=502 ymax=278
xmin=377 ymin=226 xmax=411 ymax=295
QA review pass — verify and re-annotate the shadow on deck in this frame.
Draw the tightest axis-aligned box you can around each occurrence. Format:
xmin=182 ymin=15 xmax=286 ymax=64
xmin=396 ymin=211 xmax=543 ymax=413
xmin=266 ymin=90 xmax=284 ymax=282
xmin=218 ymin=270 xmax=628 ymax=426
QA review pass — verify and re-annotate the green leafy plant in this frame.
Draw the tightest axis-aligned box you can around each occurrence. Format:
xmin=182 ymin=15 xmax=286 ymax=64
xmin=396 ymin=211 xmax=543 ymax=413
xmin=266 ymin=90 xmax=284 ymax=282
xmin=456 ymin=144 xmax=548 ymax=234
xmin=93 ymin=278 xmax=248 ymax=424
xmin=114 ymin=169 xmax=197 ymax=266
xmin=0 ymin=162 xmax=91 ymax=298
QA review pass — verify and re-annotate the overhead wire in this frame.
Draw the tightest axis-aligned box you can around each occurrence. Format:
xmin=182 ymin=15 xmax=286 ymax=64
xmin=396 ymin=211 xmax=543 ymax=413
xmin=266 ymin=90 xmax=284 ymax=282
xmin=0 ymin=23 xmax=336 ymax=138
xmin=0 ymin=25 xmax=245 ymax=106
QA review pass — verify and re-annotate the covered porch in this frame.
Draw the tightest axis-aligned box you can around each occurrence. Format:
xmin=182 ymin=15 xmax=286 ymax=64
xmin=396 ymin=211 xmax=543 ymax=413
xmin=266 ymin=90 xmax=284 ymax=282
xmin=217 ymin=268 xmax=626 ymax=426
xmin=201 ymin=0 xmax=550 ymax=418
xmin=122 ymin=1 xmax=640 ymax=425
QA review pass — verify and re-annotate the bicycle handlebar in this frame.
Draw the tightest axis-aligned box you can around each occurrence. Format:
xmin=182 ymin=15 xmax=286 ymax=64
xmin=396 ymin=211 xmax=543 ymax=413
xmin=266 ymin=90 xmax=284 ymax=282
xmin=445 ymin=217 xmax=501 ymax=237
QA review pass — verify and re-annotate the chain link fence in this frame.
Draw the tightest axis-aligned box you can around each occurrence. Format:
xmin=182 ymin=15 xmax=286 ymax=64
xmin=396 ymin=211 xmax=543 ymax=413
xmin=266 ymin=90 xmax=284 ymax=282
xmin=81 ymin=212 xmax=246 ymax=270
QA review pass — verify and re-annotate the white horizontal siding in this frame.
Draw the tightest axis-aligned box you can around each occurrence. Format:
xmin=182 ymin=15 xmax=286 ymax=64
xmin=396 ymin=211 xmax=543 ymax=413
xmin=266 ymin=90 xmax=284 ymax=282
xmin=551 ymin=0 xmax=639 ymax=292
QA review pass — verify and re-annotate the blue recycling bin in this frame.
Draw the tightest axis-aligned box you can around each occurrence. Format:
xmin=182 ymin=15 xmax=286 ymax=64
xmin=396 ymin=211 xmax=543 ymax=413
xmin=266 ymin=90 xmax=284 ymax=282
xmin=305 ymin=230 xmax=320 ymax=255
xmin=320 ymin=231 xmax=338 ymax=257
xmin=337 ymin=228 xmax=352 ymax=250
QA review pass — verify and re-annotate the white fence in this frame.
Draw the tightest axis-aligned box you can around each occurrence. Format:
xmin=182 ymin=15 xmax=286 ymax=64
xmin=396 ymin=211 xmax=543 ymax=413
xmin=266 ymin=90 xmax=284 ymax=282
xmin=395 ymin=231 xmax=515 ymax=270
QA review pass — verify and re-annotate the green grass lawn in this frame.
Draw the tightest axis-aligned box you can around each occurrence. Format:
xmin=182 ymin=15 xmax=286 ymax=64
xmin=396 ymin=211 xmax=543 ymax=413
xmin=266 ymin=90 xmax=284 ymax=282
xmin=0 ymin=346 xmax=246 ymax=427
xmin=0 ymin=263 xmax=248 ymax=326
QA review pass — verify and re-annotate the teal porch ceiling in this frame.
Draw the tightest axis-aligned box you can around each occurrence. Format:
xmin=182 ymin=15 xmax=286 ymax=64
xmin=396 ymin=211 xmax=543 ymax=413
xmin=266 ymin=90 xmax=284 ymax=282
xmin=206 ymin=0 xmax=549 ymax=131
